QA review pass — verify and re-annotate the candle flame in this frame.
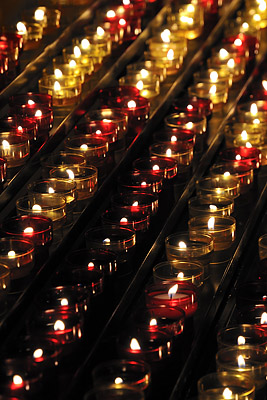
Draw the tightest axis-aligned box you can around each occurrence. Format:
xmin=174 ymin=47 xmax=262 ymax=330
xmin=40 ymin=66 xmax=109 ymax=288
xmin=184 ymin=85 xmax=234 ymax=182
xmin=127 ymin=100 xmax=136 ymax=108
xmin=28 ymin=100 xmax=35 ymax=105
xmin=178 ymin=241 xmax=187 ymax=248
xmin=260 ymin=312 xmax=267 ymax=324
xmin=17 ymin=126 xmax=23 ymax=132
xmin=209 ymin=85 xmax=217 ymax=95
xmin=132 ymin=201 xmax=138 ymax=206
xmin=161 ymin=29 xmax=171 ymax=43
xmin=35 ymin=109 xmax=42 ymax=118
xmin=33 ymin=348 xmax=43 ymax=358
xmin=74 ymin=46 xmax=81 ymax=58
xmin=227 ymin=59 xmax=235 ymax=69
xmin=209 ymin=204 xmax=218 ymax=211
xmin=24 ymin=227 xmax=34 ymax=233
xmin=210 ymin=71 xmax=218 ymax=82
xmin=136 ymin=80 xmax=144 ymax=90
xmin=66 ymin=169 xmax=75 ymax=180
xmin=34 ymin=8 xmax=45 ymax=21
xmin=54 ymin=68 xmax=63 ymax=79
xmin=245 ymin=142 xmax=252 ymax=148
xmin=141 ymin=181 xmax=147 ymax=186
xmin=32 ymin=204 xmax=42 ymax=211
xmin=88 ymin=262 xmax=95 ymax=269
xmin=140 ymin=69 xmax=149 ymax=78
xmin=54 ymin=320 xmax=65 ymax=331
xmin=80 ymin=144 xmax=88 ymax=150
xmin=185 ymin=122 xmax=194 ymax=129
xmin=60 ymin=298 xmax=69 ymax=306
xmin=259 ymin=1 xmax=266 ymax=11
xmin=187 ymin=104 xmax=194 ymax=111
xmin=120 ymin=217 xmax=128 ymax=223
xmin=236 ymin=154 xmax=241 ymax=161
xmin=219 ymin=48 xmax=229 ymax=59
xmin=167 ymin=49 xmax=174 ymax=61
xmin=54 ymin=81 xmax=61 ymax=91
xmin=208 ymin=217 xmax=215 ymax=229
xmin=103 ymin=238 xmax=111 ymax=244
xmin=115 ymin=377 xmax=123 ymax=384
xmin=48 ymin=187 xmax=55 ymax=194
xmin=180 ymin=16 xmax=194 ymax=24
xmin=153 ymin=165 xmax=160 ymax=171
xmin=150 ymin=318 xmax=157 ymax=326
xmin=262 ymin=80 xmax=267 ymax=91
xmin=223 ymin=171 xmax=230 ymax=177
xmin=8 ymin=250 xmax=16 ymax=258
xmin=2 ymin=140 xmax=10 ymax=149
xmin=107 ymin=10 xmax=116 ymax=18
xmin=177 ymin=272 xmax=184 ymax=279
xmin=166 ymin=148 xmax=172 ymax=157
xmin=187 ymin=4 xmax=195 ymax=12
xmin=237 ymin=335 xmax=246 ymax=345
xmin=168 ymin=284 xmax=178 ymax=298
xmin=119 ymin=18 xmax=126 ymax=26
xmin=81 ymin=39 xmax=90 ymax=50
xmin=13 ymin=375 xmax=23 ymax=385
xmin=237 ymin=355 xmax=246 ymax=368
xmin=242 ymin=22 xmax=249 ymax=29
xmin=241 ymin=130 xmax=248 ymax=140
xmin=16 ymin=22 xmax=27 ymax=34
xmin=223 ymin=388 xmax=233 ymax=399
xmin=123 ymin=0 xmax=131 ymax=4
xmin=250 ymin=103 xmax=258 ymax=116
xmin=96 ymin=26 xmax=105 ymax=36
xmin=69 ymin=59 xmax=77 ymax=68
xmin=171 ymin=135 xmax=177 ymax=142
xmin=130 ymin=338 xmax=141 ymax=350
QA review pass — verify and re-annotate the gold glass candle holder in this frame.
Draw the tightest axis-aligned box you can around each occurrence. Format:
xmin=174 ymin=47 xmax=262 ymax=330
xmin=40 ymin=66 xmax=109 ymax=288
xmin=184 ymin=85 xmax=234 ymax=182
xmin=153 ymin=260 xmax=204 ymax=287
xmin=196 ymin=176 xmax=240 ymax=199
xmin=188 ymin=81 xmax=229 ymax=109
xmin=73 ymin=26 xmax=112 ymax=58
xmin=224 ymin=120 xmax=265 ymax=148
xmin=207 ymin=54 xmax=246 ymax=83
xmin=62 ymin=50 xmax=94 ymax=81
xmin=126 ymin=61 xmax=167 ymax=83
xmin=164 ymin=112 xmax=207 ymax=135
xmin=188 ymin=215 xmax=236 ymax=251
xmin=16 ymin=194 xmax=67 ymax=230
xmin=49 ymin=165 xmax=98 ymax=201
xmin=193 ymin=68 xmax=233 ymax=88
xmin=188 ymin=195 xmax=234 ymax=218
xmin=165 ymin=231 xmax=214 ymax=268
xmin=44 ymin=62 xmax=85 ymax=84
xmin=16 ymin=20 xmax=43 ymax=49
xmin=0 ymin=132 xmax=30 ymax=168
xmin=236 ymin=101 xmax=267 ymax=124
xmin=216 ymin=345 xmax=267 ymax=394
xmin=119 ymin=73 xmax=160 ymax=100
xmin=38 ymin=75 xmax=82 ymax=107
xmin=166 ymin=3 xmax=204 ymax=39
xmin=149 ymin=142 xmax=194 ymax=165
xmin=210 ymin=163 xmax=254 ymax=194
xmin=198 ymin=371 xmax=255 ymax=400
xmin=0 ymin=237 xmax=34 ymax=284
xmin=143 ymin=50 xmax=182 ymax=76
xmin=147 ymin=34 xmax=187 ymax=62
xmin=40 ymin=151 xmax=86 ymax=177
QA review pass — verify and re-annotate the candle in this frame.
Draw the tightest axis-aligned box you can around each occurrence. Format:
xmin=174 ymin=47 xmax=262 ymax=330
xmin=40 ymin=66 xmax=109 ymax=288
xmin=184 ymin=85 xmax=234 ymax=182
xmin=193 ymin=68 xmax=233 ymax=88
xmin=188 ymin=81 xmax=229 ymax=108
xmin=188 ymin=215 xmax=236 ymax=251
xmin=101 ymin=209 xmax=150 ymax=234
xmin=153 ymin=127 xmax=196 ymax=146
xmin=0 ymin=132 xmax=30 ymax=168
xmin=0 ymin=115 xmax=38 ymax=145
xmin=92 ymin=359 xmax=151 ymax=392
xmin=217 ymin=324 xmax=267 ymax=349
xmin=188 ymin=195 xmax=234 ymax=218
xmin=40 ymin=151 xmax=86 ymax=178
xmin=111 ymin=192 xmax=158 ymax=216
xmin=220 ymin=147 xmax=261 ymax=169
xmin=196 ymin=176 xmax=240 ymax=199
xmin=117 ymin=171 xmax=163 ymax=194
xmin=210 ymin=162 xmax=254 ymax=194
xmin=119 ymin=72 xmax=160 ymax=99
xmin=38 ymin=75 xmax=82 ymax=107
xmin=16 ymin=20 xmax=43 ymax=50
xmin=149 ymin=141 xmax=194 ymax=165
xmin=171 ymin=96 xmax=213 ymax=119
xmin=153 ymin=260 xmax=204 ymax=287
xmin=166 ymin=3 xmax=204 ymax=40
xmin=9 ymin=93 xmax=52 ymax=108
xmin=84 ymin=385 xmax=145 ymax=399
xmin=165 ymin=231 xmax=214 ymax=268
xmin=224 ymin=120 xmax=265 ymax=148
xmin=126 ymin=60 xmax=167 ymax=83
xmin=145 ymin=281 xmax=198 ymax=318
xmin=75 ymin=120 xmax=118 ymax=144
xmin=197 ymin=371 xmax=255 ymax=400
xmin=133 ymin=156 xmax=178 ymax=180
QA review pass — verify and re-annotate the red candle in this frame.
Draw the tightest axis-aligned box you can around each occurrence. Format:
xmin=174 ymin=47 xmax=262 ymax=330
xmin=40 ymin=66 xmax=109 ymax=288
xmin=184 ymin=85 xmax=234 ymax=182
xmin=117 ymin=171 xmax=163 ymax=194
xmin=220 ymin=146 xmax=261 ymax=169
xmin=171 ymin=96 xmax=213 ymax=119
xmin=133 ymin=156 xmax=178 ymax=180
xmin=75 ymin=120 xmax=118 ymax=144
xmin=102 ymin=208 xmax=150 ymax=233
xmin=111 ymin=192 xmax=158 ymax=216
xmin=222 ymin=33 xmax=259 ymax=61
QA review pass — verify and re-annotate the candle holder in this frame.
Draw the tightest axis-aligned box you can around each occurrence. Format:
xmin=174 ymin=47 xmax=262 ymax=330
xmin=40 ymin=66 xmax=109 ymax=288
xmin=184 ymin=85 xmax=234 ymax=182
xmin=84 ymin=385 xmax=145 ymax=400
xmin=38 ymin=75 xmax=82 ymax=107
xmin=101 ymin=209 xmax=150 ymax=234
xmin=210 ymin=162 xmax=254 ymax=194
xmin=165 ymin=231 xmax=214 ymax=268
xmin=16 ymin=20 xmax=43 ymax=50
xmin=188 ymin=215 xmax=236 ymax=252
xmin=217 ymin=324 xmax=267 ymax=349
xmin=0 ymin=237 xmax=34 ymax=291
xmin=75 ymin=120 xmax=118 ymax=147
xmin=207 ymin=51 xmax=246 ymax=82
xmin=11 ymin=104 xmax=53 ymax=134
xmin=16 ymin=194 xmax=67 ymax=231
xmin=92 ymin=359 xmax=151 ymax=392
xmin=9 ymin=92 xmax=52 ymax=108
xmin=49 ymin=165 xmax=98 ymax=201
xmin=236 ymin=304 xmax=267 ymax=329
xmin=117 ymin=171 xmax=163 ymax=194
xmin=133 ymin=156 xmax=178 ymax=180
xmin=72 ymin=28 xmax=112 ymax=61
xmin=171 ymin=96 xmax=213 ymax=119
xmin=220 ymin=147 xmax=261 ymax=170
xmin=117 ymin=328 xmax=173 ymax=363
xmin=237 ymin=101 xmax=267 ymax=123
xmin=196 ymin=176 xmax=240 ymax=199
xmin=193 ymin=68 xmax=233 ymax=88
xmin=0 ymin=115 xmax=38 ymax=145
xmin=132 ymin=305 xmax=185 ymax=338
xmin=145 ymin=281 xmax=198 ymax=318
xmin=40 ymin=151 xmax=86 ymax=178
xmin=188 ymin=195 xmax=234 ymax=218
xmin=216 ymin=345 xmax=267 ymax=394
xmin=27 ymin=178 xmax=77 ymax=219
xmin=188 ymin=81 xmax=229 ymax=109
xmin=0 ymin=132 xmax=30 ymax=168
xmin=85 ymin=225 xmax=136 ymax=276
xmin=197 ymin=371 xmax=255 ymax=400
xmin=111 ymin=192 xmax=158 ymax=217
xmin=153 ymin=260 xmax=204 ymax=287
xmin=236 ymin=282 xmax=267 ymax=311
xmin=224 ymin=121 xmax=264 ymax=148
xmin=119 ymin=72 xmax=160 ymax=100
xmin=0 ymin=263 xmax=10 ymax=314
xmin=1 ymin=215 xmax=53 ymax=253
xmin=126 ymin=60 xmax=167 ymax=83
xmin=149 ymin=142 xmax=194 ymax=165
xmin=166 ymin=3 xmax=204 ymax=39
xmin=43 ymin=62 xmax=85 ymax=84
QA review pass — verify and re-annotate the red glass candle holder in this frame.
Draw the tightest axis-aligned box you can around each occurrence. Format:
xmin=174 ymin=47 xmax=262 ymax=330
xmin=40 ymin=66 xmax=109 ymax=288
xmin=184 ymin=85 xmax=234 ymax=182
xmin=118 ymin=171 xmax=163 ymax=194
xmin=132 ymin=305 xmax=185 ymax=337
xmin=149 ymin=142 xmax=194 ymax=166
xmin=153 ymin=128 xmax=196 ymax=146
xmin=9 ymin=92 xmax=52 ymax=108
xmin=171 ymin=96 xmax=213 ymax=119
xmin=145 ymin=281 xmax=198 ymax=318
xmin=11 ymin=104 xmax=53 ymax=133
xmin=0 ymin=115 xmax=37 ymax=143
xmin=117 ymin=329 xmax=173 ymax=363
xmin=222 ymin=33 xmax=259 ymax=61
xmin=111 ymin=192 xmax=158 ymax=216
xmin=220 ymin=147 xmax=261 ymax=169
xmin=133 ymin=156 xmax=178 ymax=180
xmin=64 ymin=136 xmax=109 ymax=165
xmin=101 ymin=208 xmax=150 ymax=233
xmin=1 ymin=215 xmax=53 ymax=251
xmin=75 ymin=120 xmax=118 ymax=144
xmin=237 ymin=304 xmax=267 ymax=330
